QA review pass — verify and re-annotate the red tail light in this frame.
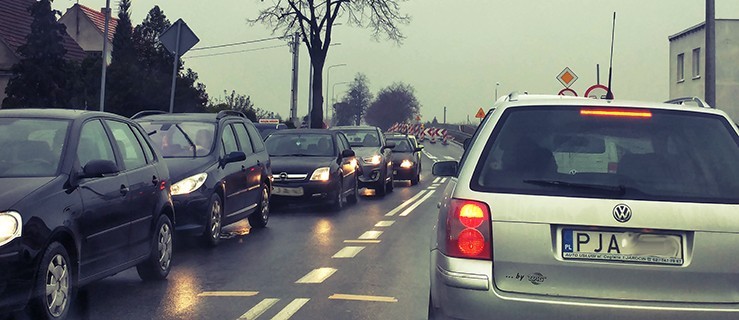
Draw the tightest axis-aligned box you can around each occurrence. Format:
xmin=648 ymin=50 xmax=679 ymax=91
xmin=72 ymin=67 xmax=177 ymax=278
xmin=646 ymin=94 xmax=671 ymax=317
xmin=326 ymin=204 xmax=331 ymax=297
xmin=580 ymin=108 xmax=652 ymax=118
xmin=443 ymin=199 xmax=492 ymax=260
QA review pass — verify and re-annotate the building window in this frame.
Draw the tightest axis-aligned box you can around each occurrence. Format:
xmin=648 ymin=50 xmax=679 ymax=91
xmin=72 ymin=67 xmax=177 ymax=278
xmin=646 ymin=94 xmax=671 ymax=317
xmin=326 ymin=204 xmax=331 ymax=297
xmin=677 ymin=53 xmax=685 ymax=82
xmin=692 ymin=47 xmax=701 ymax=79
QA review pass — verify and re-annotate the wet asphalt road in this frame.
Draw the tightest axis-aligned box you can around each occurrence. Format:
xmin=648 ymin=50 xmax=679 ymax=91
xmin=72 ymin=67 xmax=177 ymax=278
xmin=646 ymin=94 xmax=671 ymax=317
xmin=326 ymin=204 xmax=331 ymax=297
xmin=53 ymin=142 xmax=463 ymax=320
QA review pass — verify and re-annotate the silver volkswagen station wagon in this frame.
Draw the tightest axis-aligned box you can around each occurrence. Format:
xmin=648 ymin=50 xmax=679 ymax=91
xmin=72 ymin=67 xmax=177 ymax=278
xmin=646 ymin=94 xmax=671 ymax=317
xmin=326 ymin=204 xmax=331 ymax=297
xmin=429 ymin=93 xmax=739 ymax=320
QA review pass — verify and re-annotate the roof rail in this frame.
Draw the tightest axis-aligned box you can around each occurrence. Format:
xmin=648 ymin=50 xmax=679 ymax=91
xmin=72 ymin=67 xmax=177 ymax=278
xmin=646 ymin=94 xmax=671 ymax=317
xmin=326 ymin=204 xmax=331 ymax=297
xmin=131 ymin=110 xmax=167 ymax=119
xmin=664 ymin=97 xmax=713 ymax=109
xmin=216 ymin=110 xmax=246 ymax=120
xmin=507 ymin=91 xmax=527 ymax=102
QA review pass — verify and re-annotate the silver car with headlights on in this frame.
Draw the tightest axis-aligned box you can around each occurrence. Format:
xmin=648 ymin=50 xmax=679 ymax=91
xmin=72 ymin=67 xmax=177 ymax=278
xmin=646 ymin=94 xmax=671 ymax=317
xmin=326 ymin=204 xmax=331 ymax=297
xmin=429 ymin=94 xmax=739 ymax=319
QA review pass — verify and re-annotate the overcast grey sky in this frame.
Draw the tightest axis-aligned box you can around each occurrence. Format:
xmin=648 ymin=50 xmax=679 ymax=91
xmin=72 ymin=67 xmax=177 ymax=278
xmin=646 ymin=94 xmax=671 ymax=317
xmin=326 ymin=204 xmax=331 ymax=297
xmin=54 ymin=0 xmax=739 ymax=123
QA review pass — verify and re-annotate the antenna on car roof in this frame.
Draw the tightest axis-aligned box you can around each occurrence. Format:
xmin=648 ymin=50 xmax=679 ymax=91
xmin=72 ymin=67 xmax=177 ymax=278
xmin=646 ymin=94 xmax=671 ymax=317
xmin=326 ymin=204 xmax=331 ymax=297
xmin=605 ymin=12 xmax=616 ymax=100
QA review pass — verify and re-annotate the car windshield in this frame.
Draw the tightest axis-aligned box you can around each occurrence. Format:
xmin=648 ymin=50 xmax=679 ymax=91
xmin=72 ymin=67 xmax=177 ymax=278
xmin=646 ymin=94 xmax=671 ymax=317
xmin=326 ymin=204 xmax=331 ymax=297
xmin=388 ymin=138 xmax=412 ymax=152
xmin=473 ymin=106 xmax=739 ymax=204
xmin=341 ymin=130 xmax=380 ymax=147
xmin=139 ymin=121 xmax=215 ymax=158
xmin=265 ymin=133 xmax=335 ymax=157
xmin=0 ymin=118 xmax=69 ymax=178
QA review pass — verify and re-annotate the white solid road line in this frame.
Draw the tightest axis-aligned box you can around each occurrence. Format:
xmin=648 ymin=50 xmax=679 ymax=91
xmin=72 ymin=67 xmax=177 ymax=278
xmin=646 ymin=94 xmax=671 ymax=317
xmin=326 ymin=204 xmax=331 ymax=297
xmin=358 ymin=230 xmax=383 ymax=240
xmin=296 ymin=268 xmax=337 ymax=284
xmin=238 ymin=298 xmax=280 ymax=320
xmin=332 ymin=246 xmax=365 ymax=258
xmin=433 ymin=177 xmax=441 ymax=184
xmin=199 ymin=291 xmax=259 ymax=297
xmin=399 ymin=190 xmax=436 ymax=217
xmin=385 ymin=190 xmax=429 ymax=216
xmin=374 ymin=220 xmax=395 ymax=227
xmin=270 ymin=298 xmax=310 ymax=320
xmin=422 ymin=150 xmax=437 ymax=159
xmin=441 ymin=177 xmax=448 ymax=183
xmin=328 ymin=294 xmax=398 ymax=303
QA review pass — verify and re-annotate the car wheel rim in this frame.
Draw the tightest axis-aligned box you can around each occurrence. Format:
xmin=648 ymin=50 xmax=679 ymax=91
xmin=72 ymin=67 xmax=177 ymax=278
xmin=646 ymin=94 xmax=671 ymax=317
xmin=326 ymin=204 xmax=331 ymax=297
xmin=45 ymin=253 xmax=69 ymax=317
xmin=158 ymin=222 xmax=172 ymax=270
xmin=261 ymin=188 xmax=269 ymax=221
xmin=210 ymin=200 xmax=222 ymax=240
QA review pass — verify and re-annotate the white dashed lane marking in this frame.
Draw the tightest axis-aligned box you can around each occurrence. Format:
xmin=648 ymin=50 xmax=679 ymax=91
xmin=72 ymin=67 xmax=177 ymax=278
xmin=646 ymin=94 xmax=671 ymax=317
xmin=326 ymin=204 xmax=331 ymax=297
xmin=199 ymin=291 xmax=259 ymax=297
xmin=399 ymin=190 xmax=436 ymax=217
xmin=296 ymin=268 xmax=337 ymax=284
xmin=386 ymin=190 xmax=429 ymax=216
xmin=344 ymin=239 xmax=381 ymax=244
xmin=444 ymin=156 xmax=456 ymax=160
xmin=328 ymin=294 xmax=398 ymax=303
xmin=271 ymin=298 xmax=310 ymax=320
xmin=332 ymin=246 xmax=365 ymax=258
xmin=432 ymin=177 xmax=441 ymax=184
xmin=358 ymin=230 xmax=383 ymax=240
xmin=238 ymin=298 xmax=279 ymax=319
xmin=374 ymin=220 xmax=395 ymax=227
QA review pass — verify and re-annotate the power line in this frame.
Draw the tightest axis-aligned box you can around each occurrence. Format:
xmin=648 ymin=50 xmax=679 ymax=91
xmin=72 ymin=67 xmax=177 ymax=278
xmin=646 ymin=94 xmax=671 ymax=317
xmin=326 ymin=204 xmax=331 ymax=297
xmin=189 ymin=36 xmax=285 ymax=51
xmin=185 ymin=44 xmax=287 ymax=59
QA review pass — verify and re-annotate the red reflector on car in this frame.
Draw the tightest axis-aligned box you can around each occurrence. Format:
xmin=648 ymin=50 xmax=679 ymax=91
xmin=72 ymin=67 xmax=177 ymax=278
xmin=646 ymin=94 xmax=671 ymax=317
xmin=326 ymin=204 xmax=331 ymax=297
xmin=580 ymin=109 xmax=652 ymax=118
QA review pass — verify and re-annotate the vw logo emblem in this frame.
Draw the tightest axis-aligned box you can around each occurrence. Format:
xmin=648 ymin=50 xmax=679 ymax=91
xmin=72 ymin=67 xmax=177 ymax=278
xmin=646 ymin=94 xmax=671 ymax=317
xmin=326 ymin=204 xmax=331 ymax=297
xmin=612 ymin=204 xmax=632 ymax=223
xmin=279 ymin=172 xmax=288 ymax=181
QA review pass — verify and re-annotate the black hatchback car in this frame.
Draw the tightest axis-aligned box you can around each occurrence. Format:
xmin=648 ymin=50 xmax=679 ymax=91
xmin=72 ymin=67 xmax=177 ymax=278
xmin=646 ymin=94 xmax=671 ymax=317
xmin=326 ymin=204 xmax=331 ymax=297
xmin=264 ymin=129 xmax=358 ymax=210
xmin=136 ymin=110 xmax=272 ymax=246
xmin=332 ymin=126 xmax=395 ymax=196
xmin=0 ymin=109 xmax=174 ymax=319
xmin=386 ymin=134 xmax=423 ymax=185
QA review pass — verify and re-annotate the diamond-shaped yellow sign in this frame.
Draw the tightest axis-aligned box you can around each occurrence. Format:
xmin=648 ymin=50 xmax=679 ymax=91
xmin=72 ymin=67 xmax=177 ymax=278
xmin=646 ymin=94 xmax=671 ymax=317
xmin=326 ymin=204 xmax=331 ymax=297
xmin=557 ymin=67 xmax=578 ymax=88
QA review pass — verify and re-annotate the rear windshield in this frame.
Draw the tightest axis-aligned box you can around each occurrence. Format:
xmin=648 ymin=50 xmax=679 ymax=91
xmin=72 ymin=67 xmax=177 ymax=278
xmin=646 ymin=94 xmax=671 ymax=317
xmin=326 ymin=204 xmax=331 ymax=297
xmin=0 ymin=118 xmax=69 ymax=177
xmin=471 ymin=106 xmax=739 ymax=204
xmin=341 ymin=130 xmax=380 ymax=147
xmin=388 ymin=138 xmax=412 ymax=152
xmin=139 ymin=121 xmax=216 ymax=158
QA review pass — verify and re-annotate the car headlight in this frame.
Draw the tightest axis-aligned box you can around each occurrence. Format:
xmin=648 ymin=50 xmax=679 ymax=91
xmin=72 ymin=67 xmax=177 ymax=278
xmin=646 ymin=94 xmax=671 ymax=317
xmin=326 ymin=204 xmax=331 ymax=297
xmin=171 ymin=173 xmax=208 ymax=196
xmin=400 ymin=159 xmax=414 ymax=168
xmin=310 ymin=167 xmax=331 ymax=181
xmin=363 ymin=155 xmax=382 ymax=165
xmin=0 ymin=211 xmax=21 ymax=247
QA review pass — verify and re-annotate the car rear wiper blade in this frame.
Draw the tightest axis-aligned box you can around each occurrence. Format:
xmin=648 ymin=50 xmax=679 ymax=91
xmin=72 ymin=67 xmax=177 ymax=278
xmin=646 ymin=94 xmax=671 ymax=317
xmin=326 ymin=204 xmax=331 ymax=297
xmin=273 ymin=153 xmax=309 ymax=157
xmin=523 ymin=179 xmax=626 ymax=195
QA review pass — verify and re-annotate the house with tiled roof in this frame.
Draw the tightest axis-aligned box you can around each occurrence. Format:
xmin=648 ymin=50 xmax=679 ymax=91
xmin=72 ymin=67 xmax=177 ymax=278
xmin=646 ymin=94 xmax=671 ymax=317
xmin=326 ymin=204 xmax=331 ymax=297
xmin=0 ymin=0 xmax=86 ymax=104
xmin=59 ymin=4 xmax=118 ymax=63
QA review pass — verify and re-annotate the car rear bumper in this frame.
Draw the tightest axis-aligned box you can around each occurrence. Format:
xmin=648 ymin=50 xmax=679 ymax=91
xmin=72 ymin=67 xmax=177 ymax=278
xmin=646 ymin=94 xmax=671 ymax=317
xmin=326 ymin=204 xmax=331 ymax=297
xmin=430 ymin=250 xmax=739 ymax=320
xmin=357 ymin=164 xmax=387 ymax=187
xmin=392 ymin=165 xmax=417 ymax=180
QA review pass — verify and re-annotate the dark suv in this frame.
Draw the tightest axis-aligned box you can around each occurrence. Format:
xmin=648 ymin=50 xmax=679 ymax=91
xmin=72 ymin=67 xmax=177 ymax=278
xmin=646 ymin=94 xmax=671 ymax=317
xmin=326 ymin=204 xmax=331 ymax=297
xmin=0 ymin=109 xmax=174 ymax=319
xmin=332 ymin=126 xmax=395 ymax=196
xmin=136 ymin=111 xmax=272 ymax=246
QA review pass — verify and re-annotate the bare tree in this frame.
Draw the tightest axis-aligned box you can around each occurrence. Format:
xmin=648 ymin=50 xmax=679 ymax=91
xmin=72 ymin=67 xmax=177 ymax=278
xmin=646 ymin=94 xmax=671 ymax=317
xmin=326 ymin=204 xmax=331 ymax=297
xmin=251 ymin=0 xmax=409 ymax=128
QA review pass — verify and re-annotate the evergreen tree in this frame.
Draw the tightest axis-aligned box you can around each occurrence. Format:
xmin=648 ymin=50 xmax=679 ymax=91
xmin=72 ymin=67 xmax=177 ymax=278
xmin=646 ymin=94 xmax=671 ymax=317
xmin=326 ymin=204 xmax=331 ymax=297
xmin=3 ymin=0 xmax=71 ymax=108
xmin=133 ymin=6 xmax=174 ymax=111
xmin=106 ymin=0 xmax=142 ymax=116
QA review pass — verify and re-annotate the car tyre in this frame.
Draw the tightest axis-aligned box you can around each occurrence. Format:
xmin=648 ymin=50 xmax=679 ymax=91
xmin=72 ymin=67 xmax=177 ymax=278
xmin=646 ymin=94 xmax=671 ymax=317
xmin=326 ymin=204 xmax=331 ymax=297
xmin=411 ymin=173 xmax=420 ymax=186
xmin=29 ymin=242 xmax=72 ymax=320
xmin=249 ymin=185 xmax=270 ymax=228
xmin=137 ymin=214 xmax=173 ymax=281
xmin=331 ymin=179 xmax=345 ymax=211
xmin=375 ymin=173 xmax=387 ymax=197
xmin=347 ymin=176 xmax=359 ymax=205
xmin=203 ymin=193 xmax=223 ymax=247
xmin=386 ymin=169 xmax=395 ymax=193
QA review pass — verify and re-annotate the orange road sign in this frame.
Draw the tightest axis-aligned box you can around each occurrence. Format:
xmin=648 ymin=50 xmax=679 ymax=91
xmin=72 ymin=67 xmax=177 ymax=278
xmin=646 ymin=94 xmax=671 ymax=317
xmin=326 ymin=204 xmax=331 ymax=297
xmin=475 ymin=108 xmax=486 ymax=119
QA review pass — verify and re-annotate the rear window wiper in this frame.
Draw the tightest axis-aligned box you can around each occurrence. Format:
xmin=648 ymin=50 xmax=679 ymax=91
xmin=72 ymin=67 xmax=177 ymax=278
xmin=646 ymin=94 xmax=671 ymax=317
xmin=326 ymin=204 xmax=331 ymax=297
xmin=523 ymin=179 xmax=626 ymax=195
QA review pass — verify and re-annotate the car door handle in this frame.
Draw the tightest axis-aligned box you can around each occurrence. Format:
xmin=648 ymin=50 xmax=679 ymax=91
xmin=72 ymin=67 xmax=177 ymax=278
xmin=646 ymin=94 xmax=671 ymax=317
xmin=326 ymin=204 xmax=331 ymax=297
xmin=152 ymin=176 xmax=159 ymax=185
xmin=241 ymin=165 xmax=247 ymax=172
xmin=120 ymin=185 xmax=129 ymax=196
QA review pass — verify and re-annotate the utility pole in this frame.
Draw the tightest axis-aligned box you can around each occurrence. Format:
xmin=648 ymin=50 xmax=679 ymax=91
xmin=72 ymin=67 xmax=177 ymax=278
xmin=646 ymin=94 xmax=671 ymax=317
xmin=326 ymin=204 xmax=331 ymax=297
xmin=443 ymin=106 xmax=447 ymax=124
xmin=99 ymin=0 xmax=110 ymax=111
xmin=290 ymin=32 xmax=299 ymax=124
xmin=706 ymin=0 xmax=716 ymax=106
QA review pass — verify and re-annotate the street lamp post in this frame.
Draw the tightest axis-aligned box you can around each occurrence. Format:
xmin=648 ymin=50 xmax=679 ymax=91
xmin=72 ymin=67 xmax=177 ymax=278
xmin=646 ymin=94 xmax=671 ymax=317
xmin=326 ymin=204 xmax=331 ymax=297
xmin=495 ymin=82 xmax=500 ymax=100
xmin=326 ymin=63 xmax=347 ymax=119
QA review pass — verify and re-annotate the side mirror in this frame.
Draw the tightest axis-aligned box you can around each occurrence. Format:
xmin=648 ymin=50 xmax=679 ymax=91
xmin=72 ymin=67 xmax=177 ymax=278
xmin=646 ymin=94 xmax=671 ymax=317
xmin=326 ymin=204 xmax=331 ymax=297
xmin=341 ymin=149 xmax=355 ymax=158
xmin=463 ymin=138 xmax=472 ymax=150
xmin=221 ymin=151 xmax=246 ymax=166
xmin=81 ymin=160 xmax=119 ymax=178
xmin=432 ymin=160 xmax=459 ymax=177
xmin=415 ymin=147 xmax=424 ymax=152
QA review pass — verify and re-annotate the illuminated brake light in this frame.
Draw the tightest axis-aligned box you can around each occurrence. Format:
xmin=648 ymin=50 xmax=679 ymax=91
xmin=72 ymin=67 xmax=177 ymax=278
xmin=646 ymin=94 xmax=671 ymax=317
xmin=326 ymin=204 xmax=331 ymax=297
xmin=580 ymin=109 xmax=652 ymax=118
xmin=443 ymin=199 xmax=491 ymax=260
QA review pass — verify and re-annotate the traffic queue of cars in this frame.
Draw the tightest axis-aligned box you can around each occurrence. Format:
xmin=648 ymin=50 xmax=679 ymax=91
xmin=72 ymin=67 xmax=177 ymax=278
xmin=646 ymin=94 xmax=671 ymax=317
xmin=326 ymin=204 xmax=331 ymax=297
xmin=0 ymin=108 xmax=422 ymax=319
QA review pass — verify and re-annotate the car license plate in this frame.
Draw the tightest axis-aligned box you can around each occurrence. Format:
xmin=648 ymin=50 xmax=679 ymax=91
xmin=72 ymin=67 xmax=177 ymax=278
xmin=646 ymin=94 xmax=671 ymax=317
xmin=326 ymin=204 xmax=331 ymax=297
xmin=561 ymin=228 xmax=684 ymax=265
xmin=273 ymin=186 xmax=304 ymax=197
